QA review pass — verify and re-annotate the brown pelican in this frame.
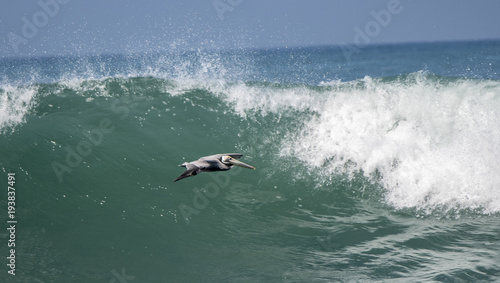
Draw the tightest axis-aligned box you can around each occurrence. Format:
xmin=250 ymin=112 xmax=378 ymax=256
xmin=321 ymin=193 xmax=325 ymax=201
xmin=174 ymin=153 xmax=255 ymax=182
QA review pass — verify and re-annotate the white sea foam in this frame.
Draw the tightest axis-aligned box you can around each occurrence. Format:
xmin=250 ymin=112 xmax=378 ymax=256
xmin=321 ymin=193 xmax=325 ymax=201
xmin=221 ymin=82 xmax=321 ymax=116
xmin=0 ymin=84 xmax=38 ymax=132
xmin=221 ymin=73 xmax=500 ymax=214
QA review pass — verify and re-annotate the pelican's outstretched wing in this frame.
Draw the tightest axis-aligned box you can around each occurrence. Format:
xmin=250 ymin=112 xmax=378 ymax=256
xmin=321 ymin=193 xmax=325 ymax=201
xmin=174 ymin=164 xmax=202 ymax=182
xmin=201 ymin=153 xmax=243 ymax=161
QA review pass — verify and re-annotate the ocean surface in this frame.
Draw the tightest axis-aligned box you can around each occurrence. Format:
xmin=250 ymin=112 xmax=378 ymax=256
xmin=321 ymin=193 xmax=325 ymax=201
xmin=1 ymin=40 xmax=500 ymax=282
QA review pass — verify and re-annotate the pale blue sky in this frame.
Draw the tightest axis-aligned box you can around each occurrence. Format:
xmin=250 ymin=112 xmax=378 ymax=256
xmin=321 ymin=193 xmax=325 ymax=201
xmin=1 ymin=0 xmax=499 ymax=58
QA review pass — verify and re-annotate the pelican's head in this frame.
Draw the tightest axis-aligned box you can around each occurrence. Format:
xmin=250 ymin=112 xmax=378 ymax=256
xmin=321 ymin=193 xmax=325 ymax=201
xmin=221 ymin=155 xmax=255 ymax=169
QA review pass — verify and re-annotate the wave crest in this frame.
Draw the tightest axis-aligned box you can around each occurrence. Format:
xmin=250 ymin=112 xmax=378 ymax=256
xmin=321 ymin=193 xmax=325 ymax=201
xmin=0 ymin=84 xmax=38 ymax=132
xmin=279 ymin=74 xmax=500 ymax=213
xmin=2 ymin=72 xmax=499 ymax=214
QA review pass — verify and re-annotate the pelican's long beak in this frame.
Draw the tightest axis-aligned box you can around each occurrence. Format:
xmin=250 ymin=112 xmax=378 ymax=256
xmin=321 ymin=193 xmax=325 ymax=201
xmin=228 ymin=158 xmax=255 ymax=169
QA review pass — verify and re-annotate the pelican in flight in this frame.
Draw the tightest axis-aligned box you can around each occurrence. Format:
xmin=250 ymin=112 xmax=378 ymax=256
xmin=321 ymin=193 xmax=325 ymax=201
xmin=174 ymin=153 xmax=255 ymax=182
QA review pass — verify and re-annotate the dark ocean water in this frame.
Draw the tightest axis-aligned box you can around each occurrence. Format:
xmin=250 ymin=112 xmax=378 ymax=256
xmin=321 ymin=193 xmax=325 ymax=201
xmin=1 ymin=40 xmax=500 ymax=282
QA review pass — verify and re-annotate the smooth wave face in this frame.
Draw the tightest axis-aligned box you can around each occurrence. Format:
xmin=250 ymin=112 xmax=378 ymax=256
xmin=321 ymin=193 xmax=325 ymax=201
xmin=1 ymin=42 xmax=500 ymax=282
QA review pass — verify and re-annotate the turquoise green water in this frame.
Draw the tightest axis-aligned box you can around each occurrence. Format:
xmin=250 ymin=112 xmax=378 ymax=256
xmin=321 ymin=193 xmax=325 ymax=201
xmin=1 ymin=42 xmax=500 ymax=282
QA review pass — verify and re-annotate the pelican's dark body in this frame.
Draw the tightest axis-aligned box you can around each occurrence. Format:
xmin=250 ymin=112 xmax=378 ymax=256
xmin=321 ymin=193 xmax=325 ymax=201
xmin=174 ymin=153 xmax=254 ymax=182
